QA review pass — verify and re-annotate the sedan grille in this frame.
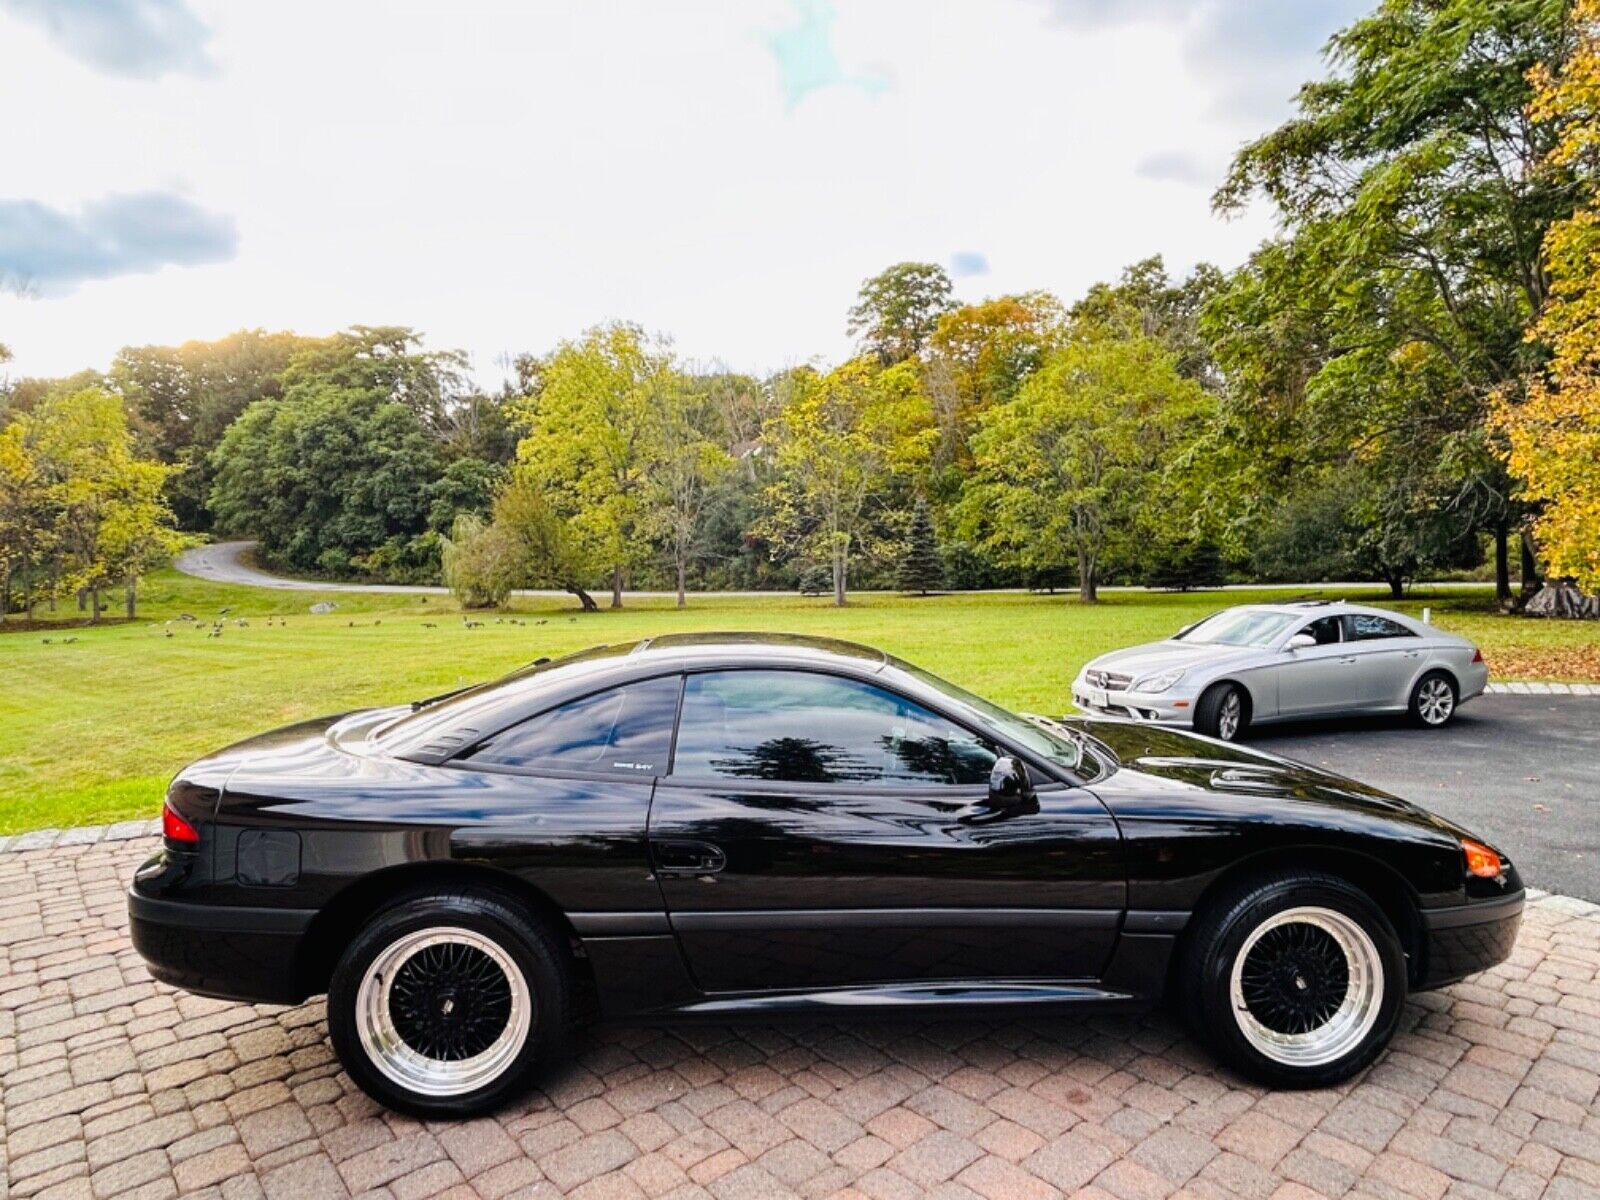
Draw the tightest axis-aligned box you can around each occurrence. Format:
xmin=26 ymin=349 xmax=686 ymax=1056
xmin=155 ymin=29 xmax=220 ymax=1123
xmin=1085 ymin=670 xmax=1133 ymax=691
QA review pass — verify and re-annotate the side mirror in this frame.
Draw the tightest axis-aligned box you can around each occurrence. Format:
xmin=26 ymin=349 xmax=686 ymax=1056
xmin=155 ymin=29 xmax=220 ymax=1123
xmin=1288 ymin=633 xmax=1317 ymax=651
xmin=988 ymin=755 xmax=1035 ymax=808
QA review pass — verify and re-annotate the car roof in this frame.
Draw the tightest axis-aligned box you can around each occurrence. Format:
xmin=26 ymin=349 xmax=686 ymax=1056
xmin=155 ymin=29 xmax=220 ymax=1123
xmin=376 ymin=633 xmax=891 ymax=763
xmin=1219 ymin=600 xmax=1413 ymax=619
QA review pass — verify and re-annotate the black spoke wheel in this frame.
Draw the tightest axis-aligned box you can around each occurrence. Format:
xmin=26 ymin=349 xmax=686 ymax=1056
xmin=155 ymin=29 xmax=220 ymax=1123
xmin=1178 ymin=870 xmax=1406 ymax=1088
xmin=329 ymin=891 xmax=571 ymax=1117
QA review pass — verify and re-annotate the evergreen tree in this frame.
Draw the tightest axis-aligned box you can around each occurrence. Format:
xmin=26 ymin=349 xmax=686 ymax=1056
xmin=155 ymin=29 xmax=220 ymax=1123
xmin=898 ymin=499 xmax=944 ymax=595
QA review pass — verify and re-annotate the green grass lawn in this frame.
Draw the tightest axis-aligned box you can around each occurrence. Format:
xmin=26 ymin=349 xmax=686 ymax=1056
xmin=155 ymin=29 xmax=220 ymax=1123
xmin=3 ymin=570 xmax=1596 ymax=834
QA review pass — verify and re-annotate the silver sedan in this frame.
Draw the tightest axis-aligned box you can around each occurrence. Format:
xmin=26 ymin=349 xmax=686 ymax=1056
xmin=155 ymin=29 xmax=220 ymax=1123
xmin=1071 ymin=601 xmax=1489 ymax=741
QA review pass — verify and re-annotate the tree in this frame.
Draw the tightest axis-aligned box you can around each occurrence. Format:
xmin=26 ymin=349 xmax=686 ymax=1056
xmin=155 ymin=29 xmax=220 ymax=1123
xmin=962 ymin=332 xmax=1210 ymax=602
xmin=897 ymin=497 xmax=944 ymax=594
xmin=923 ymin=292 xmax=1067 ymax=473
xmin=1214 ymin=0 xmax=1578 ymax=602
xmin=642 ymin=380 xmax=734 ymax=608
xmin=208 ymin=347 xmax=443 ymax=576
xmin=112 ymin=330 xmax=314 ymax=530
xmin=441 ymin=512 xmax=514 ymax=608
xmin=1494 ymin=0 xmax=1600 ymax=592
xmin=487 ymin=472 xmax=601 ymax=611
xmin=759 ymin=359 xmax=934 ymax=605
xmin=26 ymin=388 xmax=183 ymax=620
xmin=513 ymin=324 xmax=675 ymax=608
xmin=847 ymin=262 xmax=956 ymax=364
xmin=0 ymin=421 xmax=46 ymax=620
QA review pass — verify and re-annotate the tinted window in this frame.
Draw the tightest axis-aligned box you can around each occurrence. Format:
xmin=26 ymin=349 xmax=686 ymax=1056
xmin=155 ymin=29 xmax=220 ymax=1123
xmin=1348 ymin=614 xmax=1415 ymax=641
xmin=459 ymin=676 xmax=680 ymax=776
xmin=673 ymin=670 xmax=997 ymax=786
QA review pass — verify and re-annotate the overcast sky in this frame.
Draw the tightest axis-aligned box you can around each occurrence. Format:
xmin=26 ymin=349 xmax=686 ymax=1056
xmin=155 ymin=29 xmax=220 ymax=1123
xmin=0 ymin=0 xmax=1364 ymax=385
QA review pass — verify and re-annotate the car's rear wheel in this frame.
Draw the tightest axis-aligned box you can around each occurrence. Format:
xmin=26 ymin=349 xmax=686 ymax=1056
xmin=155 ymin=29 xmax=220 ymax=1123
xmin=1195 ymin=682 xmax=1248 ymax=741
xmin=1409 ymin=670 xmax=1457 ymax=728
xmin=1179 ymin=870 xmax=1406 ymax=1087
xmin=328 ymin=891 xmax=569 ymax=1117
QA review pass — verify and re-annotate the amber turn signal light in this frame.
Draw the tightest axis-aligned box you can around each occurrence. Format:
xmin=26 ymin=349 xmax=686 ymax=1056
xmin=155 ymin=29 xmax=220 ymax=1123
xmin=1461 ymin=839 xmax=1502 ymax=879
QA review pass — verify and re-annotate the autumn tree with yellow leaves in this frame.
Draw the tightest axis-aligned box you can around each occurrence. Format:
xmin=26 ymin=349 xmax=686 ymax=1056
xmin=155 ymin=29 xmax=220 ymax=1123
xmin=1496 ymin=0 xmax=1600 ymax=592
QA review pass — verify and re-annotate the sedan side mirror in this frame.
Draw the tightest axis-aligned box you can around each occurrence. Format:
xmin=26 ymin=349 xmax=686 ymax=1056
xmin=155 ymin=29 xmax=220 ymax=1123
xmin=1288 ymin=633 xmax=1317 ymax=651
xmin=988 ymin=755 xmax=1035 ymax=808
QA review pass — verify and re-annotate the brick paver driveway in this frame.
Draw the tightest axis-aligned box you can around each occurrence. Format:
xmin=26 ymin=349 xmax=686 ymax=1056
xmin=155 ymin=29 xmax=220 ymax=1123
xmin=4 ymin=838 xmax=1599 ymax=1200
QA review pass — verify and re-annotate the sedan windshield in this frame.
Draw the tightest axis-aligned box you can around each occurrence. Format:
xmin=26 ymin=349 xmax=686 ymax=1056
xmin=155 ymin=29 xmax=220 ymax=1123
xmin=1177 ymin=609 xmax=1297 ymax=648
xmin=891 ymin=660 xmax=1084 ymax=773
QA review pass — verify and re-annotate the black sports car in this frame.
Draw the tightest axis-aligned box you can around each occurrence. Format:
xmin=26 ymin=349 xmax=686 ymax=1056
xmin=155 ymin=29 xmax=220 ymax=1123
xmin=129 ymin=633 xmax=1524 ymax=1116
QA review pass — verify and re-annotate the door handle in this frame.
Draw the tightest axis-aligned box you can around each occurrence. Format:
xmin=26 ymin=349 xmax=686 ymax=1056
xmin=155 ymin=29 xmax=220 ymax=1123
xmin=1339 ymin=656 xmax=1358 ymax=664
xmin=652 ymin=840 xmax=726 ymax=878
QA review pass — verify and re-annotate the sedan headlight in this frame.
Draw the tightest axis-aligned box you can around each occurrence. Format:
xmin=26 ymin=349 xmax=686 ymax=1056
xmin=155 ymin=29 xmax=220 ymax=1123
xmin=1133 ymin=668 xmax=1185 ymax=693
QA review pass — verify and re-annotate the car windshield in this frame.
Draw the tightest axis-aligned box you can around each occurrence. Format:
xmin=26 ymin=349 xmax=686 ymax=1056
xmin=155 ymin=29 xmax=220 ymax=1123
xmin=890 ymin=659 xmax=1084 ymax=773
xmin=1176 ymin=609 xmax=1297 ymax=648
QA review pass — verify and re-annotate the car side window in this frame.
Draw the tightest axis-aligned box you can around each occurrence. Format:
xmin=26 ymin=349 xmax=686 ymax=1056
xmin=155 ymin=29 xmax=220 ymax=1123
xmin=1299 ymin=614 xmax=1344 ymax=646
xmin=1347 ymin=614 xmax=1415 ymax=641
xmin=672 ymin=670 xmax=997 ymax=787
xmin=457 ymin=675 xmax=680 ymax=776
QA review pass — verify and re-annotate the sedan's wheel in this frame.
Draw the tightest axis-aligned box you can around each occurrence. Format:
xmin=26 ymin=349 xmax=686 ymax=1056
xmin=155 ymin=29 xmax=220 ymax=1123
xmin=329 ymin=892 xmax=569 ymax=1117
xmin=1180 ymin=871 xmax=1406 ymax=1087
xmin=1410 ymin=671 xmax=1457 ymax=728
xmin=1196 ymin=683 xmax=1248 ymax=741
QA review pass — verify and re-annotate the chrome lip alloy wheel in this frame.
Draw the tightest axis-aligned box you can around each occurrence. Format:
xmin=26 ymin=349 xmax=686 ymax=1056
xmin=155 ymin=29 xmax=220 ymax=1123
xmin=1229 ymin=906 xmax=1383 ymax=1068
xmin=355 ymin=927 xmax=532 ymax=1097
xmin=1417 ymin=677 xmax=1454 ymax=725
xmin=1217 ymin=691 xmax=1242 ymax=740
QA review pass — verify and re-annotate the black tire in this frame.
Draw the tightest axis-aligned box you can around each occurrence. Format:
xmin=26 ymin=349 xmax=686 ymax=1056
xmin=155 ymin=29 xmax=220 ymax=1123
xmin=328 ymin=890 xmax=570 ymax=1117
xmin=1409 ymin=670 xmax=1458 ymax=728
xmin=1177 ymin=870 xmax=1407 ymax=1088
xmin=1194 ymin=682 xmax=1249 ymax=741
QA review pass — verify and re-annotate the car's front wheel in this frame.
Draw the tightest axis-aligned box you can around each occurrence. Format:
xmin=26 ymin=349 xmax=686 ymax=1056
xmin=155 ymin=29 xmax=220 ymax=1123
xmin=1409 ymin=670 xmax=1458 ymax=728
xmin=328 ymin=890 xmax=569 ymax=1117
xmin=1179 ymin=870 xmax=1406 ymax=1087
xmin=1195 ymin=682 xmax=1248 ymax=741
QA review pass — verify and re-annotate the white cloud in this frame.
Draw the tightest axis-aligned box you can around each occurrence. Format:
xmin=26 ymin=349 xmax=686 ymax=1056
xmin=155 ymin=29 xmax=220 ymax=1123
xmin=0 ymin=0 xmax=1354 ymax=385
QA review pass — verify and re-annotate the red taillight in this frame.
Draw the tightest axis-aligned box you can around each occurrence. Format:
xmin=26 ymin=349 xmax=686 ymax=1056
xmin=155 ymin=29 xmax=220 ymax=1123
xmin=162 ymin=802 xmax=200 ymax=845
xmin=1471 ymin=647 xmax=1484 ymax=664
xmin=1462 ymin=839 xmax=1502 ymax=879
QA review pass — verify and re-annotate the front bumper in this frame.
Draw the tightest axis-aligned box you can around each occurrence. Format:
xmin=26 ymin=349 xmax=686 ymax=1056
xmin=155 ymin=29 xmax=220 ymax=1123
xmin=1072 ymin=683 xmax=1196 ymax=725
xmin=1415 ymin=890 xmax=1524 ymax=990
xmin=129 ymin=855 xmax=314 ymax=1005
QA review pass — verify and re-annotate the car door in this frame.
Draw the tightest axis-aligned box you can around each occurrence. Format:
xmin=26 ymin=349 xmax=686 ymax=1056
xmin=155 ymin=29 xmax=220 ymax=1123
xmin=648 ymin=668 xmax=1124 ymax=994
xmin=1342 ymin=613 xmax=1424 ymax=708
xmin=1275 ymin=614 xmax=1364 ymax=717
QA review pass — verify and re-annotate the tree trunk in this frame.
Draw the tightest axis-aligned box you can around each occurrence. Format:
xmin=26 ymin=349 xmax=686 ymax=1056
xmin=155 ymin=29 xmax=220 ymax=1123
xmin=1385 ymin=571 xmax=1405 ymax=599
xmin=570 ymin=585 xmax=600 ymax=613
xmin=1520 ymin=529 xmax=1540 ymax=597
xmin=610 ymin=564 xmax=623 ymax=609
xmin=77 ymin=588 xmax=86 ymax=612
xmin=0 ymin=564 xmax=9 ymax=623
xmin=833 ymin=546 xmax=847 ymax=607
xmin=1494 ymin=520 xmax=1512 ymax=605
xmin=1077 ymin=547 xmax=1097 ymax=604
xmin=676 ymin=561 xmax=686 ymax=610
xmin=126 ymin=573 xmax=137 ymax=620
xmin=90 ymin=587 xmax=101 ymax=624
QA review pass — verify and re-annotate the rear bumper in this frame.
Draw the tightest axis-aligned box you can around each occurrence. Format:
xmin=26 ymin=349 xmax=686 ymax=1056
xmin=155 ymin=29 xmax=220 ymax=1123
xmin=128 ymin=889 xmax=314 ymax=1005
xmin=1415 ymin=891 xmax=1523 ymax=990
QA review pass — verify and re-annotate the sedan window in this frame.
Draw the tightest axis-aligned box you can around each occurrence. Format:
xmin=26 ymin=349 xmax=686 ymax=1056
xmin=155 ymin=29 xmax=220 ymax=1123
xmin=673 ymin=670 xmax=998 ymax=786
xmin=1348 ymin=614 xmax=1416 ymax=641
xmin=457 ymin=675 xmax=680 ymax=776
xmin=1178 ymin=609 xmax=1297 ymax=647
xmin=1299 ymin=615 xmax=1345 ymax=645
